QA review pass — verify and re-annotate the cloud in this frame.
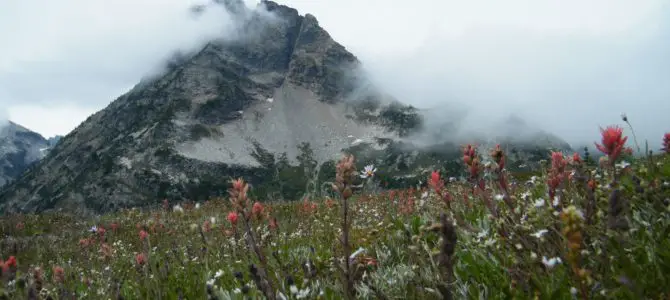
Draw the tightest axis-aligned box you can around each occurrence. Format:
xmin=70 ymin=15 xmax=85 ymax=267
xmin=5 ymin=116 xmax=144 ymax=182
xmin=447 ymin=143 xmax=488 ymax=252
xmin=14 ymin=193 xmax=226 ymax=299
xmin=0 ymin=0 xmax=252 ymax=136
xmin=274 ymin=0 xmax=670 ymax=150
xmin=2 ymin=0 xmax=669 ymax=151
xmin=0 ymin=108 xmax=7 ymax=128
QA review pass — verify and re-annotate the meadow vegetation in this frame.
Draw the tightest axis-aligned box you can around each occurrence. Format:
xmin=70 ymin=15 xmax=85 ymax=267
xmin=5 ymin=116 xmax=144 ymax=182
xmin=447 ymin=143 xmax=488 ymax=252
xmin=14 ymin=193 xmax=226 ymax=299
xmin=1 ymin=127 xmax=669 ymax=299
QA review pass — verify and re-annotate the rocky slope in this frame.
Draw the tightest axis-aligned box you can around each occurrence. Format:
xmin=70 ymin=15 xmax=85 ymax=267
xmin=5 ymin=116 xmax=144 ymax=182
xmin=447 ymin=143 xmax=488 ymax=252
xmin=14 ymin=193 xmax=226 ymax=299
xmin=0 ymin=122 xmax=53 ymax=187
xmin=0 ymin=0 xmax=571 ymax=214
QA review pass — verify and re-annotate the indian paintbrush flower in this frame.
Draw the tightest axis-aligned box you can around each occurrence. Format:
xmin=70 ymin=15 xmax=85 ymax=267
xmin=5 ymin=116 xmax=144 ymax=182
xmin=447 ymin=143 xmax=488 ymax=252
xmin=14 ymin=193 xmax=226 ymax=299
xmin=594 ymin=126 xmax=628 ymax=163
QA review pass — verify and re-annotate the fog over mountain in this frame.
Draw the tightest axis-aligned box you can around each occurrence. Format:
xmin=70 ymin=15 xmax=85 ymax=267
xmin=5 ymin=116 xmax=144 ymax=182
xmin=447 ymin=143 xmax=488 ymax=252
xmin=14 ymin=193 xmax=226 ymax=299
xmin=1 ymin=0 xmax=669 ymax=150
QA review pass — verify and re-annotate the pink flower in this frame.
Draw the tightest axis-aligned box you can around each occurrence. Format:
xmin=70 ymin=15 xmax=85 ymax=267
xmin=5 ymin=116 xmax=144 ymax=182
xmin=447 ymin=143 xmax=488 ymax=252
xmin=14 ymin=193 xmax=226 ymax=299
xmin=571 ymin=153 xmax=582 ymax=164
xmin=428 ymin=170 xmax=445 ymax=194
xmin=202 ymin=220 xmax=211 ymax=233
xmin=139 ymin=230 xmax=148 ymax=241
xmin=663 ymin=133 xmax=670 ymax=154
xmin=269 ymin=217 xmax=278 ymax=230
xmin=252 ymin=202 xmax=264 ymax=218
xmin=594 ymin=126 xmax=628 ymax=162
xmin=135 ymin=253 xmax=147 ymax=266
xmin=53 ymin=266 xmax=65 ymax=283
xmin=227 ymin=211 xmax=238 ymax=226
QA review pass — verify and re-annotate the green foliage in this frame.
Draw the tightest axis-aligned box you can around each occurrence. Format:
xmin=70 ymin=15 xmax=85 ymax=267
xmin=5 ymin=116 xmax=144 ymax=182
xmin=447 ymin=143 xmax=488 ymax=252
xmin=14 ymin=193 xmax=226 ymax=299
xmin=377 ymin=103 xmax=423 ymax=137
xmin=1 ymin=148 xmax=669 ymax=299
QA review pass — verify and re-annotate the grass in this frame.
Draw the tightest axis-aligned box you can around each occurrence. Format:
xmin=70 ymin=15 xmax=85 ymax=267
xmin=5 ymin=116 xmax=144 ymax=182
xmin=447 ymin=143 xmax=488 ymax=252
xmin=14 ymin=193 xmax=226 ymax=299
xmin=1 ymin=129 xmax=669 ymax=299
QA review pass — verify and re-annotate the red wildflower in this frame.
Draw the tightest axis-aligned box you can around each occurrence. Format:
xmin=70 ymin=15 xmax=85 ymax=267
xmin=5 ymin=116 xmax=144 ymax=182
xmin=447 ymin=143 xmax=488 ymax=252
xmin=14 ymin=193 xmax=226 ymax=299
xmin=231 ymin=178 xmax=245 ymax=192
xmin=97 ymin=226 xmax=106 ymax=238
xmin=79 ymin=238 xmax=93 ymax=248
xmin=53 ymin=266 xmax=65 ymax=283
xmin=663 ymin=133 xmax=670 ymax=154
xmin=135 ymin=253 xmax=147 ymax=266
xmin=269 ymin=217 xmax=278 ymax=230
xmin=252 ymin=201 xmax=264 ymax=218
xmin=227 ymin=211 xmax=238 ymax=226
xmin=5 ymin=256 xmax=16 ymax=269
xmin=139 ymin=230 xmax=148 ymax=241
xmin=428 ymin=171 xmax=444 ymax=194
xmin=588 ymin=179 xmax=597 ymax=191
xmin=594 ymin=126 xmax=628 ymax=162
xmin=99 ymin=243 xmax=113 ymax=259
xmin=490 ymin=144 xmax=505 ymax=169
xmin=572 ymin=153 xmax=582 ymax=164
xmin=548 ymin=152 xmax=568 ymax=201
xmin=623 ymin=147 xmax=634 ymax=156
xmin=325 ymin=198 xmax=335 ymax=208
xmin=551 ymin=152 xmax=567 ymax=173
xmin=0 ymin=256 xmax=17 ymax=275
xmin=15 ymin=222 xmax=24 ymax=230
xmin=462 ymin=144 xmax=482 ymax=180
xmin=202 ymin=220 xmax=211 ymax=233
xmin=110 ymin=222 xmax=119 ymax=233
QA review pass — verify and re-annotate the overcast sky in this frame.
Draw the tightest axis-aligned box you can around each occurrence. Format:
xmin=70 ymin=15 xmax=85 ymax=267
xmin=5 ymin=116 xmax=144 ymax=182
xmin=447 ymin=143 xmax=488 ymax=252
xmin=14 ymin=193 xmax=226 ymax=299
xmin=1 ymin=0 xmax=668 ymax=149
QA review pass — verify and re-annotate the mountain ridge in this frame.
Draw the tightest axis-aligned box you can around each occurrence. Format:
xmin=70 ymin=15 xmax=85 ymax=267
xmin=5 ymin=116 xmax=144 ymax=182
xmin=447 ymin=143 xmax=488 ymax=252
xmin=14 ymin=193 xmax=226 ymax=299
xmin=0 ymin=1 xmax=572 ymax=215
xmin=0 ymin=121 xmax=63 ymax=188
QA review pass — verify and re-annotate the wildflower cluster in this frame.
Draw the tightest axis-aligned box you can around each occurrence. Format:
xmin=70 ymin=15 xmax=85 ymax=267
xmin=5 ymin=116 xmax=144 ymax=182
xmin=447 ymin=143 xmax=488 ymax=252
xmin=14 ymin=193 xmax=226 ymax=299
xmin=0 ymin=127 xmax=668 ymax=299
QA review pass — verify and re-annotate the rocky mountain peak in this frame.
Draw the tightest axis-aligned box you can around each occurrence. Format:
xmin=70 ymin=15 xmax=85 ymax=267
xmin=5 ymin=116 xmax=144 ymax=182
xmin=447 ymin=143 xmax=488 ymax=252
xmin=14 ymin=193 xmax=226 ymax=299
xmin=0 ymin=1 xmax=572 ymax=215
xmin=0 ymin=2 xmax=403 ymax=214
xmin=0 ymin=122 xmax=50 ymax=188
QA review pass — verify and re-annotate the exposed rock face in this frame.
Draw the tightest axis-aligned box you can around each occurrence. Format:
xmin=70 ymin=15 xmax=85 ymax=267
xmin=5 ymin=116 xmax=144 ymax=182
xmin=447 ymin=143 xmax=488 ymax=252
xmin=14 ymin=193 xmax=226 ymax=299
xmin=0 ymin=1 xmax=571 ymax=214
xmin=0 ymin=122 xmax=50 ymax=187
xmin=0 ymin=1 xmax=406 ymax=214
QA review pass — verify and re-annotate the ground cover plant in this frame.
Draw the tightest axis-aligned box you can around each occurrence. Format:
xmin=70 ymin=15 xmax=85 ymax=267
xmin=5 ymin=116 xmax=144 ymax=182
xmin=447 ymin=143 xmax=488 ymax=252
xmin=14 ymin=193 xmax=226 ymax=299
xmin=1 ymin=126 xmax=669 ymax=299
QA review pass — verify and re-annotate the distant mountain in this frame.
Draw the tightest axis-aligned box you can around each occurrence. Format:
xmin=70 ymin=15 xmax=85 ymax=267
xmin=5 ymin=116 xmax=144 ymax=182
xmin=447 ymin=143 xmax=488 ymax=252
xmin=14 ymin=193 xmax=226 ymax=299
xmin=0 ymin=0 xmax=572 ymax=214
xmin=47 ymin=135 xmax=63 ymax=148
xmin=0 ymin=122 xmax=50 ymax=187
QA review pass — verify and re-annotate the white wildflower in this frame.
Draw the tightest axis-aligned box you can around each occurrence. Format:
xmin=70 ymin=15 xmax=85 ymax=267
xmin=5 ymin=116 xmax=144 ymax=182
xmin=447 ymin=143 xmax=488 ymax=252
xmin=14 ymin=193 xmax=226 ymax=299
xmin=360 ymin=165 xmax=376 ymax=178
xmin=531 ymin=229 xmax=549 ymax=239
xmin=296 ymin=288 xmax=310 ymax=299
xmin=615 ymin=160 xmax=631 ymax=169
xmin=210 ymin=217 xmax=217 ymax=224
xmin=530 ymin=252 xmax=538 ymax=260
xmin=534 ymin=199 xmax=545 ymax=208
xmin=267 ymin=97 xmax=274 ymax=103
xmin=541 ymin=256 xmax=562 ymax=269
xmin=195 ymin=203 xmax=201 ymax=209
xmin=290 ymin=285 xmax=299 ymax=294
xmin=494 ymin=194 xmax=504 ymax=201
xmin=552 ymin=196 xmax=560 ymax=207
xmin=173 ymin=205 xmax=184 ymax=213
xmin=214 ymin=270 xmax=224 ymax=278
xmin=570 ymin=287 xmax=578 ymax=295
xmin=350 ymin=247 xmax=366 ymax=260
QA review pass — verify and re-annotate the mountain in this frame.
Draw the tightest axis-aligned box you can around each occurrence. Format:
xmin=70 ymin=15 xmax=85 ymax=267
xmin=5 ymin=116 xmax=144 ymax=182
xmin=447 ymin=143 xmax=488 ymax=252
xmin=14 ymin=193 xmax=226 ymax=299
xmin=0 ymin=122 xmax=50 ymax=187
xmin=0 ymin=0 xmax=571 ymax=214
